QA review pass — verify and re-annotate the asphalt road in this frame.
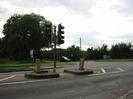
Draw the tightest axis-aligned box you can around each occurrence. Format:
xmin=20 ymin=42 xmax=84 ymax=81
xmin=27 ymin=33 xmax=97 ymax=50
xmin=0 ymin=61 xmax=133 ymax=99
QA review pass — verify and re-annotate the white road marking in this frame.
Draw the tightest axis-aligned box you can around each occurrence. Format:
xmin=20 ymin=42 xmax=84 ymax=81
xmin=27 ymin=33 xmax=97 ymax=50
xmin=108 ymin=70 xmax=124 ymax=74
xmin=88 ymin=67 xmax=125 ymax=77
xmin=88 ymin=73 xmax=105 ymax=77
xmin=118 ymin=89 xmax=133 ymax=99
xmin=0 ymin=75 xmax=16 ymax=82
xmin=0 ymin=79 xmax=49 ymax=86
xmin=101 ymin=68 xmax=106 ymax=73
xmin=88 ymin=71 xmax=124 ymax=77
xmin=117 ymin=67 xmax=125 ymax=72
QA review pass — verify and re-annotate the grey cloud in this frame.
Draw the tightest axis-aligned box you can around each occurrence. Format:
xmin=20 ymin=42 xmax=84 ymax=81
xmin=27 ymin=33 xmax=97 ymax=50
xmin=115 ymin=0 xmax=133 ymax=16
xmin=66 ymin=31 xmax=102 ymax=48
xmin=7 ymin=0 xmax=95 ymax=16
xmin=122 ymin=0 xmax=133 ymax=14
xmin=0 ymin=1 xmax=8 ymax=13
xmin=110 ymin=33 xmax=133 ymax=42
xmin=0 ymin=6 xmax=7 ymax=14
xmin=0 ymin=1 xmax=8 ymax=19
xmin=6 ymin=0 xmax=45 ymax=8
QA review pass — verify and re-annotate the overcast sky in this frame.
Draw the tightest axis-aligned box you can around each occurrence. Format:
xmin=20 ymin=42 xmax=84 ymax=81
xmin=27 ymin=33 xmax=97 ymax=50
xmin=0 ymin=0 xmax=133 ymax=50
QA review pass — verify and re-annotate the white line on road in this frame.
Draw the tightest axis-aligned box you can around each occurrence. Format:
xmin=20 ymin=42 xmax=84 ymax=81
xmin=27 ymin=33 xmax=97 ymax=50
xmin=88 ymin=73 xmax=105 ymax=77
xmin=0 ymin=79 xmax=50 ymax=86
xmin=88 ymin=68 xmax=125 ymax=77
xmin=118 ymin=89 xmax=133 ymax=99
xmin=101 ymin=68 xmax=106 ymax=73
xmin=117 ymin=67 xmax=125 ymax=72
xmin=88 ymin=71 xmax=124 ymax=77
xmin=0 ymin=75 xmax=16 ymax=82
xmin=108 ymin=70 xmax=124 ymax=74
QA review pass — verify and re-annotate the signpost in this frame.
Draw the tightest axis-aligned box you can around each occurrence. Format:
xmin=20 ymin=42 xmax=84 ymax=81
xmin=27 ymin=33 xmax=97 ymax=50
xmin=30 ymin=49 xmax=34 ymax=59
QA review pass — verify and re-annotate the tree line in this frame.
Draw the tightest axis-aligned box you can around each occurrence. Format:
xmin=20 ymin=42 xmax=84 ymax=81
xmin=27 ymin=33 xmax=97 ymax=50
xmin=86 ymin=42 xmax=132 ymax=60
xmin=43 ymin=42 xmax=133 ymax=61
xmin=43 ymin=45 xmax=82 ymax=61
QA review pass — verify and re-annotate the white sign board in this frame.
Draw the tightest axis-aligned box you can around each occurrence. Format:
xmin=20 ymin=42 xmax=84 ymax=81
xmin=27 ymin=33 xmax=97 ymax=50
xmin=30 ymin=49 xmax=34 ymax=58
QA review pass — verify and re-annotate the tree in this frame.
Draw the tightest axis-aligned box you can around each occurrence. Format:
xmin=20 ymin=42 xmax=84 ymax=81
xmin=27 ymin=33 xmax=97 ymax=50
xmin=86 ymin=44 xmax=109 ymax=60
xmin=100 ymin=44 xmax=108 ymax=55
xmin=86 ymin=47 xmax=94 ymax=60
xmin=0 ymin=38 xmax=3 ymax=58
xmin=110 ymin=42 xmax=131 ymax=59
xmin=2 ymin=13 xmax=52 ymax=59
xmin=62 ymin=45 xmax=82 ymax=61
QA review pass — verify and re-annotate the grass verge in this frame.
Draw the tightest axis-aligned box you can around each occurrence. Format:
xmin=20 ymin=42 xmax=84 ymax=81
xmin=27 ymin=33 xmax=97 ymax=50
xmin=0 ymin=60 xmax=77 ymax=72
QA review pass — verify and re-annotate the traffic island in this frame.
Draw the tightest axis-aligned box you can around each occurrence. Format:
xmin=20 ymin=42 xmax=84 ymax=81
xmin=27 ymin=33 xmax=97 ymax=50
xmin=64 ymin=58 xmax=93 ymax=75
xmin=25 ymin=71 xmax=60 ymax=79
xmin=25 ymin=59 xmax=59 ymax=79
xmin=64 ymin=69 xmax=94 ymax=75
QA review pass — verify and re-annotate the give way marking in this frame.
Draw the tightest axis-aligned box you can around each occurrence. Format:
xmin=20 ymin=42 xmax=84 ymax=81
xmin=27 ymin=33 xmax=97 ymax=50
xmin=0 ymin=75 xmax=16 ymax=82
xmin=88 ymin=67 xmax=125 ymax=77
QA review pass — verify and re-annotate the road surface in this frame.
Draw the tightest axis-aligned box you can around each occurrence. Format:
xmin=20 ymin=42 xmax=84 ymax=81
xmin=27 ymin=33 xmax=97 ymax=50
xmin=0 ymin=61 xmax=133 ymax=99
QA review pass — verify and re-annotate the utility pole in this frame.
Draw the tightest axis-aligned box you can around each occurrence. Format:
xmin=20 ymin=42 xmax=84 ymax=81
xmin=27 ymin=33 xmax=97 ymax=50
xmin=80 ymin=37 xmax=81 ymax=50
xmin=79 ymin=37 xmax=84 ymax=70
xmin=53 ymin=25 xmax=57 ymax=73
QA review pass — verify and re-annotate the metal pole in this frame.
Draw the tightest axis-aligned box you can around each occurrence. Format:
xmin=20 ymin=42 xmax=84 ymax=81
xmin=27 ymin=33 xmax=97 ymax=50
xmin=80 ymin=37 xmax=81 ymax=50
xmin=79 ymin=37 xmax=85 ymax=70
xmin=53 ymin=26 xmax=57 ymax=73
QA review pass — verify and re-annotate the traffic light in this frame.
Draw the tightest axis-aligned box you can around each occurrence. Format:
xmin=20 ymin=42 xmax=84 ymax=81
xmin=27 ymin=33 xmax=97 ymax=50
xmin=45 ymin=21 xmax=52 ymax=45
xmin=57 ymin=23 xmax=65 ymax=45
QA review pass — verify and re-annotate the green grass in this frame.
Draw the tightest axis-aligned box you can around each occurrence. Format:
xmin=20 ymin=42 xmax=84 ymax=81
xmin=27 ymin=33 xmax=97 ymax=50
xmin=0 ymin=63 xmax=33 ymax=68
xmin=0 ymin=59 xmax=76 ymax=71
xmin=44 ymin=61 xmax=76 ymax=66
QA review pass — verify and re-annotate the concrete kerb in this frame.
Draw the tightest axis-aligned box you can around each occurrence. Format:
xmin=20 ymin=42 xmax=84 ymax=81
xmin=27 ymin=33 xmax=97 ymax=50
xmin=64 ymin=69 xmax=94 ymax=75
xmin=25 ymin=72 xmax=60 ymax=79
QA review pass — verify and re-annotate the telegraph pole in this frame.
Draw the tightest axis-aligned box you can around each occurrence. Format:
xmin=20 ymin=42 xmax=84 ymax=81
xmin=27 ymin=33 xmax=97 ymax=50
xmin=80 ymin=37 xmax=81 ymax=50
xmin=79 ymin=37 xmax=85 ymax=70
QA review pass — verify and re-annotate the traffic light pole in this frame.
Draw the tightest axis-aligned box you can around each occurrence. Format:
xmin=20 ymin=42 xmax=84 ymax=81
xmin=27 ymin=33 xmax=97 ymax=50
xmin=53 ymin=24 xmax=64 ymax=73
xmin=53 ymin=26 xmax=57 ymax=73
